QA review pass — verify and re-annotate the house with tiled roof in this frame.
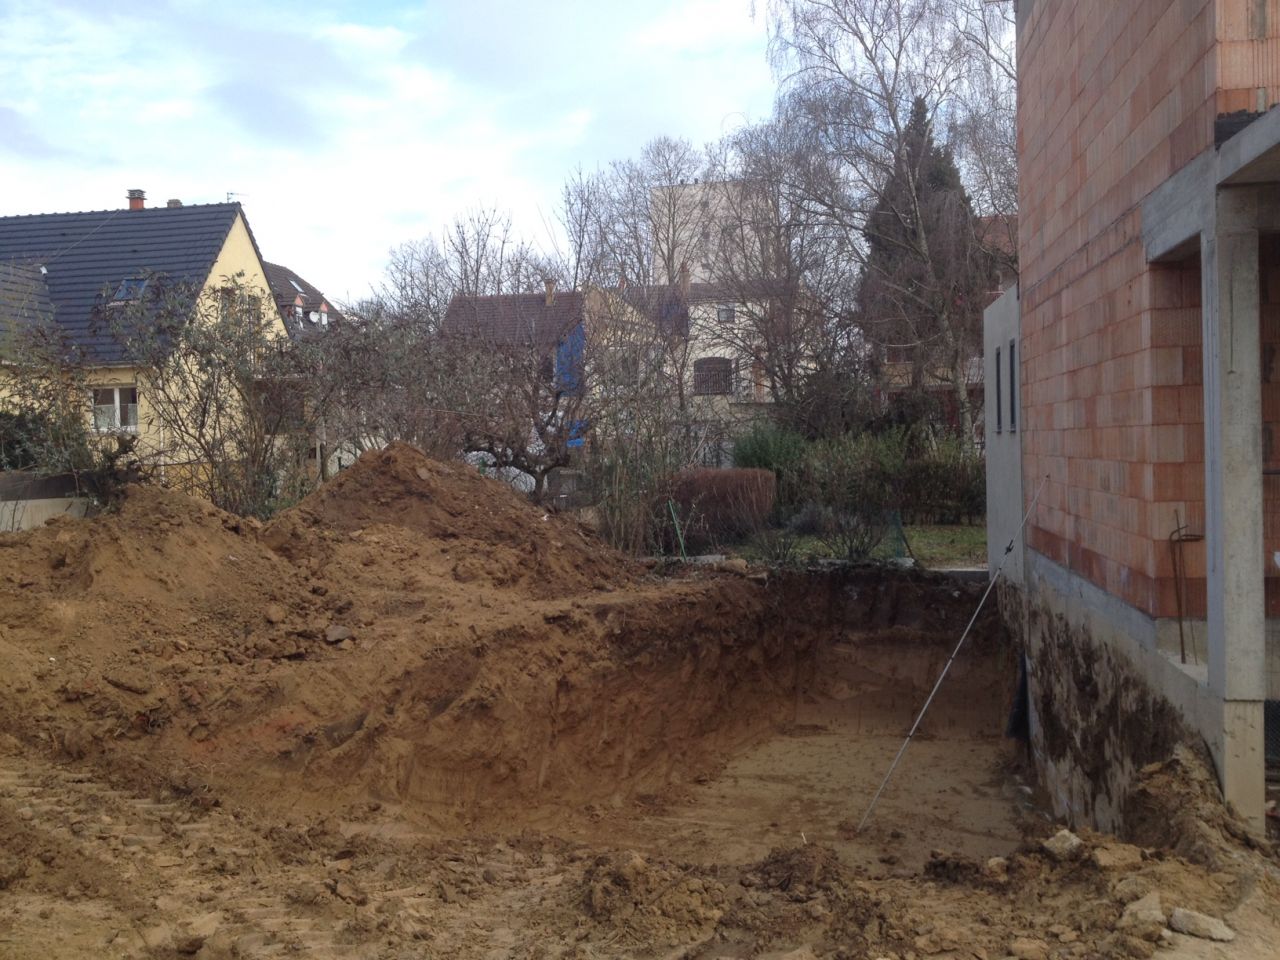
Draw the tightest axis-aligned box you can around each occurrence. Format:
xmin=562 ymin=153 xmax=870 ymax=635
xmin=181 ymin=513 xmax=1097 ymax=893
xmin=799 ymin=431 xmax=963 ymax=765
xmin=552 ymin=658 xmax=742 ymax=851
xmin=264 ymin=261 xmax=344 ymax=341
xmin=443 ymin=281 xmax=588 ymax=353
xmin=0 ymin=189 xmax=281 ymax=467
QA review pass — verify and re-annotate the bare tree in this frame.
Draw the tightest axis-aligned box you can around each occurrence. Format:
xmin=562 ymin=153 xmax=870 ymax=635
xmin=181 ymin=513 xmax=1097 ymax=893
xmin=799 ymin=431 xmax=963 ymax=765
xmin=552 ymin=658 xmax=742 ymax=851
xmin=0 ymin=315 xmax=145 ymax=502
xmin=564 ymin=137 xmax=715 ymax=287
xmin=703 ymin=120 xmax=862 ymax=418
xmin=379 ymin=208 xmax=556 ymax=330
xmin=106 ymin=274 xmax=327 ymax=516
xmin=950 ymin=0 xmax=1017 ymax=277
xmin=767 ymin=0 xmax=996 ymax=438
xmin=304 ymin=304 xmax=479 ymax=464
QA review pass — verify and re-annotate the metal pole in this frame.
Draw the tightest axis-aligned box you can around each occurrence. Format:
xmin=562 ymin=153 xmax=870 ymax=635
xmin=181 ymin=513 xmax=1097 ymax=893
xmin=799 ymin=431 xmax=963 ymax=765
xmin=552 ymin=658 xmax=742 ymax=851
xmin=856 ymin=474 xmax=1050 ymax=833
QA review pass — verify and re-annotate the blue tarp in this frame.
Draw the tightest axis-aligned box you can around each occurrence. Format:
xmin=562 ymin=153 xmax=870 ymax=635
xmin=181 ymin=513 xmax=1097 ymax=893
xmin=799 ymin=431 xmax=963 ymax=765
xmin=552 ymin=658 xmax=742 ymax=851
xmin=554 ymin=322 xmax=585 ymax=396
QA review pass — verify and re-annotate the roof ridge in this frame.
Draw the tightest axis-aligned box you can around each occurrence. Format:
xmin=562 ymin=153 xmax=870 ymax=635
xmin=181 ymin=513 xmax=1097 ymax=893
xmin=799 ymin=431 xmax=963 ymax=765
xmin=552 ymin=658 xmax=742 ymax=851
xmin=0 ymin=202 xmax=241 ymax=221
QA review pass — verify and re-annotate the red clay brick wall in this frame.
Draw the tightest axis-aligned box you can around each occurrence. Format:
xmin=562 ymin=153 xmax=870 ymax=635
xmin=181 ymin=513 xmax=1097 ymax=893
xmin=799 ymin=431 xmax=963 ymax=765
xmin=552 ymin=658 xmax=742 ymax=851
xmin=1150 ymin=258 xmax=1206 ymax=619
xmin=1218 ymin=0 xmax=1280 ymax=115
xmin=1018 ymin=1 xmax=1218 ymax=617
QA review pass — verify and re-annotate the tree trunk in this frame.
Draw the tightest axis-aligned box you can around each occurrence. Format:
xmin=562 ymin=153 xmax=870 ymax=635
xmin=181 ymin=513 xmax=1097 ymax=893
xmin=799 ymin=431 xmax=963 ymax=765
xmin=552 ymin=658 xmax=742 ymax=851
xmin=950 ymin=351 xmax=975 ymax=442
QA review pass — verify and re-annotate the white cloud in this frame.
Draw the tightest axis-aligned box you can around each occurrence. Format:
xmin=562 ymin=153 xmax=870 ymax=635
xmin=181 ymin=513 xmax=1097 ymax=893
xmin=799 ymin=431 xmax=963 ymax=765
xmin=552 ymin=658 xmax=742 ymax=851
xmin=633 ymin=0 xmax=766 ymax=52
xmin=0 ymin=0 xmax=775 ymax=302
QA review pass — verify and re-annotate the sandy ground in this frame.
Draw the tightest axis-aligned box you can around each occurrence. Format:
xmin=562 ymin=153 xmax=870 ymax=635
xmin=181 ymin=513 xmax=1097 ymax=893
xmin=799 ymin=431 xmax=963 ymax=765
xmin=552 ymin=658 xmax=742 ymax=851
xmin=1 ymin=445 xmax=1278 ymax=959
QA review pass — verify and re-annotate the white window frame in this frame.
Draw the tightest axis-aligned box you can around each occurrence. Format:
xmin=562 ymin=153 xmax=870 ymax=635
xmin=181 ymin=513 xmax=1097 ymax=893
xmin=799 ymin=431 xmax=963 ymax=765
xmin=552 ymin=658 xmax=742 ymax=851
xmin=92 ymin=385 xmax=139 ymax=434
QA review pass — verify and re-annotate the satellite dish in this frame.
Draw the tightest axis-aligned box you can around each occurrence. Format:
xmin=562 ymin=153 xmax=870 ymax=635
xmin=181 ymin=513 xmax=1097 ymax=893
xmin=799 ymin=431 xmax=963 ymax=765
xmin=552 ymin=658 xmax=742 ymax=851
xmin=308 ymin=311 xmax=320 ymax=323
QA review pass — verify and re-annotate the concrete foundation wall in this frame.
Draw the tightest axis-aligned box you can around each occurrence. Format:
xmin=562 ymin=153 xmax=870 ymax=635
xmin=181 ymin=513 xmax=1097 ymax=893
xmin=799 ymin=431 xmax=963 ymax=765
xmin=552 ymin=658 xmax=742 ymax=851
xmin=1014 ymin=548 xmax=1223 ymax=832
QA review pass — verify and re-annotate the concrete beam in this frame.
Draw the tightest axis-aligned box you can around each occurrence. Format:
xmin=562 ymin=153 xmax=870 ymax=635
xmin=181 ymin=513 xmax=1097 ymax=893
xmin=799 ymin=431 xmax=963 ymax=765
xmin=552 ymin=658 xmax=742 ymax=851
xmin=1219 ymin=105 xmax=1280 ymax=185
xmin=1143 ymin=151 xmax=1214 ymax=262
xmin=1143 ymin=106 xmax=1280 ymax=260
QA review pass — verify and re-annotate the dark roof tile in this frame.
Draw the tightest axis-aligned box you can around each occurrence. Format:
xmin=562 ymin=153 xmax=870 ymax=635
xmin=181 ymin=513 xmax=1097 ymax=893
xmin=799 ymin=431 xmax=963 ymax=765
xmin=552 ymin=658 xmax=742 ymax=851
xmin=0 ymin=203 xmax=245 ymax=363
xmin=443 ymin=291 xmax=585 ymax=350
xmin=0 ymin=261 xmax=55 ymax=340
xmin=264 ymin=261 xmax=345 ymax=341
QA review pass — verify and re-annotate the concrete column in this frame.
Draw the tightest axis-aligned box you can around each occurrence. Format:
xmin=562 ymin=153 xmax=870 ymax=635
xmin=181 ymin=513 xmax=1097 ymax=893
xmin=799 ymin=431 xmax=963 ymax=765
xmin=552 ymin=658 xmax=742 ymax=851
xmin=1200 ymin=188 xmax=1266 ymax=833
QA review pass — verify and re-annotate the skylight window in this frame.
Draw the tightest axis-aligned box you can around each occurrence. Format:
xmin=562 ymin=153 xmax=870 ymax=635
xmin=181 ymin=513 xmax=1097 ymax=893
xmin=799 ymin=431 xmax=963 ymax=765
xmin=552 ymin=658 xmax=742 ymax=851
xmin=112 ymin=277 xmax=148 ymax=302
xmin=289 ymin=279 xmax=304 ymax=293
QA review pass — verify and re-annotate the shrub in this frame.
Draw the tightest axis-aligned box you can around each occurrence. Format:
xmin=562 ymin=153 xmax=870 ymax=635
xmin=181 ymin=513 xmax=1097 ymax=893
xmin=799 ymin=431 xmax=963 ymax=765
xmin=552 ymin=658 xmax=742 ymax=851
xmin=671 ymin=468 xmax=777 ymax=552
xmin=588 ymin=454 xmax=679 ymax=557
xmin=732 ymin=421 xmax=807 ymax=508
xmin=897 ymin=435 xmax=985 ymax=524
xmin=813 ymin=503 xmax=887 ymax=562
xmin=797 ymin=435 xmax=901 ymax=561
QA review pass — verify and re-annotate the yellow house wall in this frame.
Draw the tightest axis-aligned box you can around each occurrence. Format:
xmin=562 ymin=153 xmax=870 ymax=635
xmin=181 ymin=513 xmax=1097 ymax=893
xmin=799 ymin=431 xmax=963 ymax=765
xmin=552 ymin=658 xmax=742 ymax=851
xmin=0 ymin=210 xmax=287 ymax=500
xmin=84 ymin=211 xmax=282 ymax=471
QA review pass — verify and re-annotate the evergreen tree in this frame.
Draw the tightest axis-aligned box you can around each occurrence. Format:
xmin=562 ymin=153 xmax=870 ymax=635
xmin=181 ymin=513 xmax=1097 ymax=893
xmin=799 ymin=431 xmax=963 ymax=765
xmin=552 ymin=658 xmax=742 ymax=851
xmin=858 ymin=96 xmax=995 ymax=440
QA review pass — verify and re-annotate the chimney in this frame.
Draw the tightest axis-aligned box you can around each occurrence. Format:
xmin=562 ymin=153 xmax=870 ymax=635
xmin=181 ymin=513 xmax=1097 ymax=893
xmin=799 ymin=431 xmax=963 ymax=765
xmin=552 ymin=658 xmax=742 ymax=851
xmin=127 ymin=189 xmax=146 ymax=211
xmin=677 ymin=260 xmax=691 ymax=295
xmin=166 ymin=198 xmax=183 ymax=208
xmin=544 ymin=278 xmax=556 ymax=306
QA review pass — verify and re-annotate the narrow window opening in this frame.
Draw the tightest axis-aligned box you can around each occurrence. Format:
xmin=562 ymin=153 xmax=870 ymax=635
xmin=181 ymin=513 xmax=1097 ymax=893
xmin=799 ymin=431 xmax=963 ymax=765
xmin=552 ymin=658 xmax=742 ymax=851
xmin=1008 ymin=339 xmax=1017 ymax=432
xmin=995 ymin=346 xmax=1002 ymax=434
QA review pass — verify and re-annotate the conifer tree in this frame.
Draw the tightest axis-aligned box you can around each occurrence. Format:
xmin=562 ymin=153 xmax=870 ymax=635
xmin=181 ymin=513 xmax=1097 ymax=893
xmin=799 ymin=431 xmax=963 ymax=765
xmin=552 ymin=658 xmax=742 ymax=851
xmin=858 ymin=96 xmax=995 ymax=439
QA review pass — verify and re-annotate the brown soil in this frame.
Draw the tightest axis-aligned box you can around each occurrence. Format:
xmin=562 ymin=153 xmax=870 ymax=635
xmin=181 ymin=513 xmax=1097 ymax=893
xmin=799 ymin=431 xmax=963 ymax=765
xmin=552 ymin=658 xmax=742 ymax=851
xmin=0 ymin=442 xmax=1277 ymax=959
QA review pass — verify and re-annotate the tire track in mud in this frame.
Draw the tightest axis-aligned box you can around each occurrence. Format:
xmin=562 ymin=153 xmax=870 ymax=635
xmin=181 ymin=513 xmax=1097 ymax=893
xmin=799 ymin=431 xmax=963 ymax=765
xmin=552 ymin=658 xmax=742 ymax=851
xmin=0 ymin=754 xmax=385 ymax=958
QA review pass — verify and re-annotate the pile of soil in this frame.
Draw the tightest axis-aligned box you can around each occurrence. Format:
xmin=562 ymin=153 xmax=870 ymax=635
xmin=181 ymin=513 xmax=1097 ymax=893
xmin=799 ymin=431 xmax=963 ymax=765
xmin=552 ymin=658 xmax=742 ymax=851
xmin=0 ymin=444 xmax=810 ymax=824
xmin=263 ymin=442 xmax=629 ymax=598
xmin=581 ymin=851 xmax=728 ymax=947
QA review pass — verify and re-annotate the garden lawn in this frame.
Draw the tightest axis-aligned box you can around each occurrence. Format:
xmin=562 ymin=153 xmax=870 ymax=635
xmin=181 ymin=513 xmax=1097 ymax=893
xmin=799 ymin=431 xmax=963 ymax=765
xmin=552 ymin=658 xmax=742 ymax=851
xmin=894 ymin=523 xmax=986 ymax=568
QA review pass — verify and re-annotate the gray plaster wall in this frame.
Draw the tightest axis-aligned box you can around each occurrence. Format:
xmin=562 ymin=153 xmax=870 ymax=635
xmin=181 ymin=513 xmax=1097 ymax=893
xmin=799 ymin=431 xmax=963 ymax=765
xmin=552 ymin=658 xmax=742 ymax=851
xmin=0 ymin=497 xmax=91 ymax=532
xmin=984 ymin=284 xmax=1023 ymax=583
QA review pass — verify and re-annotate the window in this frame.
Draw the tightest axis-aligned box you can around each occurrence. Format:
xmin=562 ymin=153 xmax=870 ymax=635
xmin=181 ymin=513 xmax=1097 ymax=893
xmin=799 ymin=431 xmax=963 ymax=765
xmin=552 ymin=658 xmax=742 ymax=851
xmin=219 ymin=286 xmax=263 ymax=321
xmin=92 ymin=385 xmax=138 ymax=433
xmin=289 ymin=279 xmax=304 ymax=293
xmin=1008 ymin=339 xmax=1017 ymax=432
xmin=111 ymin=277 xmax=148 ymax=303
xmin=995 ymin=346 xmax=1002 ymax=434
xmin=693 ymin=357 xmax=733 ymax=396
xmin=716 ymin=305 xmax=735 ymax=325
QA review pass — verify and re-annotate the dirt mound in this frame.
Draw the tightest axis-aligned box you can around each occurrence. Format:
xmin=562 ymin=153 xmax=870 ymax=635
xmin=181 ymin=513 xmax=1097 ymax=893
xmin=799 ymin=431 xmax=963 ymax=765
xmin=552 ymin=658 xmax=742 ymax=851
xmin=0 ymin=485 xmax=321 ymax=751
xmin=0 ymin=447 xmax=823 ymax=827
xmin=581 ymin=851 xmax=728 ymax=947
xmin=748 ymin=844 xmax=849 ymax=896
xmin=264 ymin=443 xmax=629 ymax=598
xmin=1123 ymin=744 xmax=1269 ymax=867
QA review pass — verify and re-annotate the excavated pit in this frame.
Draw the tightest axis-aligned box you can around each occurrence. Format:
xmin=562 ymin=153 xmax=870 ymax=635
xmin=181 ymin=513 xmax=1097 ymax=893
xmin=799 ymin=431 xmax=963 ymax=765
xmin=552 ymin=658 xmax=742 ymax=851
xmin=0 ymin=445 xmax=1015 ymax=837
xmin=1 ymin=445 xmax=1275 ymax=959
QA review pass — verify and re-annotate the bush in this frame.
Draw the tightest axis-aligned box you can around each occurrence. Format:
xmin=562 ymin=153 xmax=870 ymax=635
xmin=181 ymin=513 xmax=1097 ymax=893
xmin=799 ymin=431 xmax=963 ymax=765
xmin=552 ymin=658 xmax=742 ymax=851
xmin=750 ymin=525 xmax=801 ymax=566
xmin=732 ymin=421 xmax=807 ymax=508
xmin=671 ymin=468 xmax=777 ymax=552
xmin=813 ymin=503 xmax=887 ymax=562
xmin=797 ymin=434 xmax=901 ymax=561
xmin=588 ymin=454 xmax=678 ymax=557
xmin=897 ymin=435 xmax=985 ymax=524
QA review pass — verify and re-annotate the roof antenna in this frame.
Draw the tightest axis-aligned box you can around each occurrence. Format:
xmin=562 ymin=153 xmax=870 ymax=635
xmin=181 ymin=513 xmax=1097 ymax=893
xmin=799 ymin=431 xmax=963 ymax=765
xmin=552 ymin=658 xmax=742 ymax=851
xmin=226 ymin=191 xmax=246 ymax=203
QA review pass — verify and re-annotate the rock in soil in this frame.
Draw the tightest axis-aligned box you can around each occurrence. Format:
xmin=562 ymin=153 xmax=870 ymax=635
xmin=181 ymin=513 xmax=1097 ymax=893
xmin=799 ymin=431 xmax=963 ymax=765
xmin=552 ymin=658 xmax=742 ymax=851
xmin=1168 ymin=907 xmax=1235 ymax=942
xmin=1041 ymin=828 xmax=1084 ymax=862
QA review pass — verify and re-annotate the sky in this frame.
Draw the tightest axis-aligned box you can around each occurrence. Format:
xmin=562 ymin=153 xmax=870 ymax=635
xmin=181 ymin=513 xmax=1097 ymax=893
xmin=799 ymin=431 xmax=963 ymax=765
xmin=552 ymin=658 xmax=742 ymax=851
xmin=0 ymin=0 xmax=776 ymax=304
